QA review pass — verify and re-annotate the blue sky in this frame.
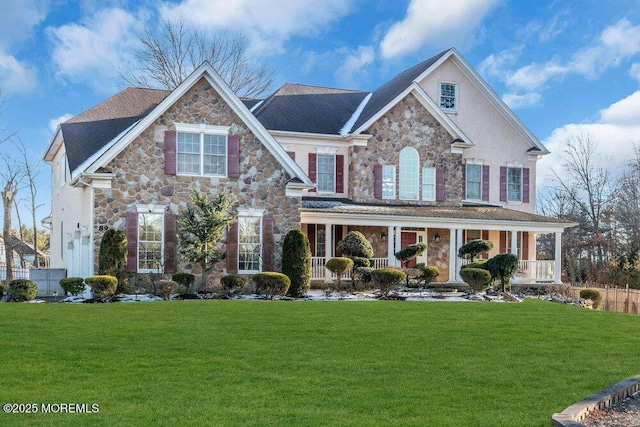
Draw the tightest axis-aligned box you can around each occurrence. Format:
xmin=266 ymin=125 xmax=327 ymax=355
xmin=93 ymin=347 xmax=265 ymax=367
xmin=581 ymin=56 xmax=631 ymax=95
xmin=2 ymin=0 xmax=640 ymax=226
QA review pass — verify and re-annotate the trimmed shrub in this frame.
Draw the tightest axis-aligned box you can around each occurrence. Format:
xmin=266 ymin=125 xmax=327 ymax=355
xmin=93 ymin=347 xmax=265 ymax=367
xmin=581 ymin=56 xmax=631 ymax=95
xmin=172 ymin=273 xmax=195 ymax=293
xmin=350 ymin=257 xmax=371 ymax=268
xmin=337 ymin=231 xmax=374 ymax=258
xmin=415 ymin=263 xmax=440 ymax=287
xmin=282 ymin=229 xmax=312 ymax=297
xmin=395 ymin=243 xmax=427 ymax=268
xmin=85 ymin=275 xmax=118 ymax=299
xmin=59 ymin=277 xmax=86 ymax=296
xmin=326 ymin=257 xmax=354 ymax=290
xmin=371 ymin=268 xmax=406 ymax=296
xmin=157 ymin=280 xmax=178 ymax=300
xmin=458 ymin=239 xmax=494 ymax=261
xmin=580 ymin=288 xmax=603 ymax=309
xmin=7 ymin=279 xmax=38 ymax=302
xmin=461 ymin=260 xmax=487 ymax=270
xmin=98 ymin=229 xmax=127 ymax=292
xmin=460 ymin=268 xmax=492 ymax=293
xmin=221 ymin=275 xmax=247 ymax=296
xmin=353 ymin=267 xmax=374 ymax=290
xmin=485 ymin=253 xmax=519 ymax=292
xmin=252 ymin=272 xmax=291 ymax=299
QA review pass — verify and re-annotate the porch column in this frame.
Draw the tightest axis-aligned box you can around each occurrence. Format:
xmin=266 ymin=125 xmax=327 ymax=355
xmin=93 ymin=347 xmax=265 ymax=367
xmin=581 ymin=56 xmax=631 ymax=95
xmin=324 ymin=224 xmax=332 ymax=282
xmin=510 ymin=231 xmax=518 ymax=256
xmin=448 ymin=228 xmax=457 ymax=282
xmin=456 ymin=228 xmax=463 ymax=281
xmin=394 ymin=227 xmax=402 ymax=267
xmin=387 ymin=226 xmax=395 ymax=267
xmin=554 ymin=232 xmax=562 ymax=283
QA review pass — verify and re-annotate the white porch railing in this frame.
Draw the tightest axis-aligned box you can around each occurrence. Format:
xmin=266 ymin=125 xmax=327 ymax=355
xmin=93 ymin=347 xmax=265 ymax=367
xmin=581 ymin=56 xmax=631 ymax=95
xmin=0 ymin=267 xmax=30 ymax=281
xmin=311 ymin=257 xmax=389 ymax=281
xmin=459 ymin=259 xmax=555 ymax=283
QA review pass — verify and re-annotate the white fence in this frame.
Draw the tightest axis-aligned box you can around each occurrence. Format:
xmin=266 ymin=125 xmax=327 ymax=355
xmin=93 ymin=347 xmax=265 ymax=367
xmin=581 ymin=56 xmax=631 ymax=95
xmin=311 ymin=257 xmax=388 ymax=281
xmin=0 ymin=267 xmax=30 ymax=281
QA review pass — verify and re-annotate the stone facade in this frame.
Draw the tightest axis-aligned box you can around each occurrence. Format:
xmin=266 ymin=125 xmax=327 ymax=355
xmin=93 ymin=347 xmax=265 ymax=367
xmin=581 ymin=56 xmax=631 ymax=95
xmin=92 ymin=78 xmax=301 ymax=282
xmin=349 ymin=93 xmax=463 ymax=205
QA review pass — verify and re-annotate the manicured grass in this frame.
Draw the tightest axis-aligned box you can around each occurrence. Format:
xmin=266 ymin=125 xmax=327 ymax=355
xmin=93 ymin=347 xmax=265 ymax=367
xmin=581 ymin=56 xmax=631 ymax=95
xmin=1 ymin=300 xmax=639 ymax=426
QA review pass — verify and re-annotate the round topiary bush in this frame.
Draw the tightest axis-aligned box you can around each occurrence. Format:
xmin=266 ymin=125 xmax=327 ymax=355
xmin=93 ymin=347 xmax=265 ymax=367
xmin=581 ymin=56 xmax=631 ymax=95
xmin=59 ymin=277 xmax=86 ymax=296
xmin=85 ymin=275 xmax=118 ymax=299
xmin=458 ymin=239 xmax=494 ymax=261
xmin=281 ymin=229 xmax=312 ymax=298
xmin=461 ymin=260 xmax=487 ymax=270
xmin=157 ymin=280 xmax=178 ymax=300
xmin=221 ymin=274 xmax=247 ymax=296
xmin=371 ymin=268 xmax=406 ymax=296
xmin=325 ymin=257 xmax=354 ymax=277
xmin=459 ymin=267 xmax=493 ymax=293
xmin=172 ymin=273 xmax=196 ymax=293
xmin=580 ymin=288 xmax=603 ymax=309
xmin=415 ymin=264 xmax=440 ymax=287
xmin=7 ymin=279 xmax=38 ymax=302
xmin=336 ymin=231 xmax=374 ymax=258
xmin=350 ymin=257 xmax=371 ymax=268
xmin=252 ymin=272 xmax=291 ymax=299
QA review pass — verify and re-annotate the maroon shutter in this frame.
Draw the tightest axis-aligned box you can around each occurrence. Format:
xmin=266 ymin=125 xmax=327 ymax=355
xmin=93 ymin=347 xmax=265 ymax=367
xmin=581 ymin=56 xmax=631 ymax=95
xmin=481 ymin=230 xmax=489 ymax=259
xmin=374 ymin=165 xmax=383 ymax=199
xmin=164 ymin=212 xmax=177 ymax=274
xmin=228 ymin=135 xmax=240 ymax=178
xmin=287 ymin=151 xmax=295 ymax=161
xmin=262 ymin=217 xmax=274 ymax=272
xmin=227 ymin=222 xmax=238 ymax=274
xmin=522 ymin=232 xmax=529 ymax=260
xmin=499 ymin=231 xmax=507 ymax=253
xmin=126 ymin=212 xmax=138 ymax=272
xmin=461 ymin=166 xmax=466 ymax=199
xmin=334 ymin=226 xmax=344 ymax=256
xmin=462 ymin=230 xmax=467 ymax=243
xmin=436 ymin=168 xmax=445 ymax=202
xmin=335 ymin=155 xmax=344 ymax=193
xmin=308 ymin=153 xmax=317 ymax=192
xmin=165 ymin=130 xmax=176 ymax=175
xmin=523 ymin=168 xmax=530 ymax=203
xmin=482 ymin=165 xmax=490 ymax=202
xmin=308 ymin=224 xmax=316 ymax=257
xmin=500 ymin=166 xmax=507 ymax=202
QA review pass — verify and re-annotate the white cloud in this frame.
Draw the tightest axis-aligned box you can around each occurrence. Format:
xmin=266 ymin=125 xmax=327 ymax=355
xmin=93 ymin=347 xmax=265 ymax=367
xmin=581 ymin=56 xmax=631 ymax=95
xmin=537 ymin=90 xmax=640 ymax=187
xmin=502 ymin=92 xmax=541 ymax=109
xmin=48 ymin=8 xmax=143 ymax=91
xmin=505 ymin=61 xmax=568 ymax=92
xmin=49 ymin=113 xmax=74 ymax=134
xmin=0 ymin=51 xmax=37 ymax=93
xmin=379 ymin=0 xmax=500 ymax=59
xmin=630 ymin=63 xmax=640 ymax=82
xmin=159 ymin=0 xmax=352 ymax=54
xmin=478 ymin=46 xmax=522 ymax=78
xmin=0 ymin=0 xmax=49 ymax=47
xmin=335 ymin=46 xmax=375 ymax=88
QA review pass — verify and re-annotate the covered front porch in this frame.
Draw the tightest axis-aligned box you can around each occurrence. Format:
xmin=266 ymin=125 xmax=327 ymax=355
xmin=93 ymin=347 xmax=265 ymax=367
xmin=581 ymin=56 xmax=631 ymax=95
xmin=300 ymin=200 xmax=572 ymax=285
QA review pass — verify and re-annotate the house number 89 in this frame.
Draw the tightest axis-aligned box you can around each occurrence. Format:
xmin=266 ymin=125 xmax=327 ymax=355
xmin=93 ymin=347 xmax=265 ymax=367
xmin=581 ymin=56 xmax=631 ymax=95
xmin=98 ymin=225 xmax=109 ymax=232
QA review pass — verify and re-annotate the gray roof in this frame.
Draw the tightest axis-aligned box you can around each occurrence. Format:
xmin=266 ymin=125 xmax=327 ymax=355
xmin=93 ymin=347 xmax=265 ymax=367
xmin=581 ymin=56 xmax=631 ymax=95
xmin=302 ymin=198 xmax=571 ymax=225
xmin=61 ymin=87 xmax=169 ymax=172
xmin=252 ymin=84 xmax=369 ymax=134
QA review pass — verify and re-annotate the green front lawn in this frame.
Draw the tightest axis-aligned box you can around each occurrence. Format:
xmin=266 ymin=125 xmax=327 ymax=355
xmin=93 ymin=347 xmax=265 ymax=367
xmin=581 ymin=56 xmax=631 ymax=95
xmin=1 ymin=299 xmax=639 ymax=426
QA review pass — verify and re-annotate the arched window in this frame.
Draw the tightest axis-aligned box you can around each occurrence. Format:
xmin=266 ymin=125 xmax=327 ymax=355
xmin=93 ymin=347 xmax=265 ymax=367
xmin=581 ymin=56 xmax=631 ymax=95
xmin=399 ymin=147 xmax=419 ymax=200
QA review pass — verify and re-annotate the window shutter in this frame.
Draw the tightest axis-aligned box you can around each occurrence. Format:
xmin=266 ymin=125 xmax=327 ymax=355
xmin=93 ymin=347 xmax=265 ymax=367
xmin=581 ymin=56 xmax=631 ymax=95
xmin=522 ymin=231 xmax=529 ymax=260
xmin=164 ymin=212 xmax=177 ymax=274
xmin=126 ymin=212 xmax=138 ymax=272
xmin=228 ymin=135 xmax=240 ymax=178
xmin=499 ymin=231 xmax=507 ymax=253
xmin=308 ymin=224 xmax=316 ymax=257
xmin=481 ymin=230 xmax=489 ymax=259
xmin=482 ymin=165 xmax=490 ymax=202
xmin=462 ymin=230 xmax=466 ymax=243
xmin=261 ymin=217 xmax=274 ymax=272
xmin=461 ymin=166 xmax=466 ymax=199
xmin=374 ymin=165 xmax=383 ymax=199
xmin=308 ymin=153 xmax=317 ymax=192
xmin=164 ymin=131 xmax=177 ymax=175
xmin=226 ymin=222 xmax=238 ymax=274
xmin=335 ymin=155 xmax=344 ymax=193
xmin=287 ymin=151 xmax=295 ymax=161
xmin=334 ymin=226 xmax=343 ymax=256
xmin=500 ymin=166 xmax=507 ymax=202
xmin=523 ymin=168 xmax=530 ymax=203
xmin=436 ymin=168 xmax=445 ymax=202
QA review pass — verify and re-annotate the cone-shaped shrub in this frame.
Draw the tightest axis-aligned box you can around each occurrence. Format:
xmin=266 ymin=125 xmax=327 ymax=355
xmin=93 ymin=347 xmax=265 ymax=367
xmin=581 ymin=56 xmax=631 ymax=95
xmin=282 ymin=229 xmax=311 ymax=297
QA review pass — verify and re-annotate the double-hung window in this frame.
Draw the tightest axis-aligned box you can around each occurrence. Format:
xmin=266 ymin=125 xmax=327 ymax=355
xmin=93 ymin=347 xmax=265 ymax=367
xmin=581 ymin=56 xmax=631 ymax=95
xmin=507 ymin=167 xmax=522 ymax=202
xmin=138 ymin=212 xmax=163 ymax=272
xmin=422 ymin=167 xmax=436 ymax=201
xmin=317 ymin=154 xmax=335 ymax=192
xmin=382 ymin=165 xmax=396 ymax=199
xmin=399 ymin=148 xmax=419 ymax=200
xmin=466 ymin=164 xmax=482 ymax=200
xmin=177 ymin=125 xmax=228 ymax=177
xmin=238 ymin=216 xmax=261 ymax=273
xmin=440 ymin=83 xmax=457 ymax=111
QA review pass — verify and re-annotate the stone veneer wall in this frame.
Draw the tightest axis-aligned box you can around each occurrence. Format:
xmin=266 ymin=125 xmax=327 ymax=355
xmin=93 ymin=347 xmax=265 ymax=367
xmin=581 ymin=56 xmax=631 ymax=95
xmin=92 ymin=77 xmax=301 ymax=281
xmin=350 ymin=93 xmax=463 ymax=205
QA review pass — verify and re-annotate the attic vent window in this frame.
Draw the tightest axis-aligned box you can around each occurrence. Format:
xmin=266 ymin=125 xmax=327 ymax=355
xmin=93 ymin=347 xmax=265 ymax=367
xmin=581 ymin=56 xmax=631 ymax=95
xmin=440 ymin=83 xmax=457 ymax=111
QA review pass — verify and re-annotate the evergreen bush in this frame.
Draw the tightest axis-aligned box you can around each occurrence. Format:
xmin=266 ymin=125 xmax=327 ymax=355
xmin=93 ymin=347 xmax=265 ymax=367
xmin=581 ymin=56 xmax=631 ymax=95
xmin=353 ymin=267 xmax=375 ymax=290
xmin=221 ymin=275 xmax=246 ymax=296
xmin=157 ymin=280 xmax=178 ymax=300
xmin=371 ymin=268 xmax=406 ymax=296
xmin=252 ymin=272 xmax=291 ymax=299
xmin=7 ymin=279 xmax=38 ymax=302
xmin=459 ymin=268 xmax=492 ymax=293
xmin=395 ymin=243 xmax=427 ymax=268
xmin=485 ymin=253 xmax=519 ymax=292
xmin=580 ymin=288 xmax=603 ymax=309
xmin=336 ymin=231 xmax=374 ymax=258
xmin=98 ymin=229 xmax=127 ymax=292
xmin=172 ymin=272 xmax=196 ymax=293
xmin=458 ymin=239 xmax=493 ymax=261
xmin=326 ymin=257 xmax=354 ymax=291
xmin=350 ymin=257 xmax=371 ymax=268
xmin=415 ymin=263 xmax=440 ymax=287
xmin=85 ymin=275 xmax=118 ymax=299
xmin=281 ymin=229 xmax=312 ymax=297
xmin=59 ymin=277 xmax=86 ymax=296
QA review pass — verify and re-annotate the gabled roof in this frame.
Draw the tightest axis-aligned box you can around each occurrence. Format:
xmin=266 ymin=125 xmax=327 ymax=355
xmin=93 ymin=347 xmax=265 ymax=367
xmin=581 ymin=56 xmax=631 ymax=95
xmin=253 ymin=84 xmax=369 ymax=134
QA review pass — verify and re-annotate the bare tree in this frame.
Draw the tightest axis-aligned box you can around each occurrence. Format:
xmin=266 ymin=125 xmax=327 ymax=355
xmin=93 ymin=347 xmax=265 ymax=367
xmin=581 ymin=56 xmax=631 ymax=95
xmin=1 ymin=141 xmax=27 ymax=283
xmin=15 ymin=141 xmax=44 ymax=268
xmin=120 ymin=20 xmax=273 ymax=98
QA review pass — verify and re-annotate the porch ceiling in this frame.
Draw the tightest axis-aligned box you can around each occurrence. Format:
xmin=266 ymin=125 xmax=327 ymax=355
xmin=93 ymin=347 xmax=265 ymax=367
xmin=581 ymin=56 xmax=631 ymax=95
xmin=301 ymin=198 xmax=575 ymax=232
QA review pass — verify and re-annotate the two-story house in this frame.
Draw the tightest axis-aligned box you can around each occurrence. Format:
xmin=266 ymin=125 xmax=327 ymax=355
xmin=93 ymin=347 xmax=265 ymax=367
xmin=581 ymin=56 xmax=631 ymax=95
xmin=43 ymin=48 xmax=572 ymax=289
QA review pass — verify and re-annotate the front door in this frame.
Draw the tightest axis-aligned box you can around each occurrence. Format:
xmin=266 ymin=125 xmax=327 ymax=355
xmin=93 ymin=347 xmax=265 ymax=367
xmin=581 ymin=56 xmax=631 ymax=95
xmin=400 ymin=232 xmax=417 ymax=268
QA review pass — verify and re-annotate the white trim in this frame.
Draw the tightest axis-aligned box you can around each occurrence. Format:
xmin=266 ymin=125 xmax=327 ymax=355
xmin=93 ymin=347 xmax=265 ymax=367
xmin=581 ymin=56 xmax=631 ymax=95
xmin=136 ymin=204 xmax=165 ymax=214
xmin=465 ymin=163 xmax=483 ymax=201
xmin=270 ymin=130 xmax=370 ymax=147
xmin=340 ymin=92 xmax=372 ymax=135
xmin=237 ymin=215 xmax=263 ymax=274
xmin=175 ymin=123 xmax=229 ymax=134
xmin=439 ymin=80 xmax=458 ymax=113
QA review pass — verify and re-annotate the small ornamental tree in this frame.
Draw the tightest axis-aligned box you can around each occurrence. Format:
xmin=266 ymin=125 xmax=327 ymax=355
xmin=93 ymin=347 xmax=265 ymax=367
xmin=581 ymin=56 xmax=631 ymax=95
xmin=337 ymin=231 xmax=374 ymax=258
xmin=395 ymin=243 xmax=427 ymax=286
xmin=485 ymin=253 xmax=519 ymax=292
xmin=178 ymin=188 xmax=237 ymax=289
xmin=282 ymin=229 xmax=312 ymax=297
xmin=98 ymin=229 xmax=127 ymax=290
xmin=458 ymin=239 xmax=494 ymax=261
xmin=325 ymin=257 xmax=354 ymax=291
xmin=172 ymin=272 xmax=195 ymax=294
xmin=415 ymin=263 xmax=440 ymax=288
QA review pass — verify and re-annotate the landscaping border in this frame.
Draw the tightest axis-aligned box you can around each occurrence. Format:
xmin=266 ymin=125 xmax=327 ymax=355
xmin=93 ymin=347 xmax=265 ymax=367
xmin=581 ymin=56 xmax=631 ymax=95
xmin=551 ymin=374 xmax=640 ymax=426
